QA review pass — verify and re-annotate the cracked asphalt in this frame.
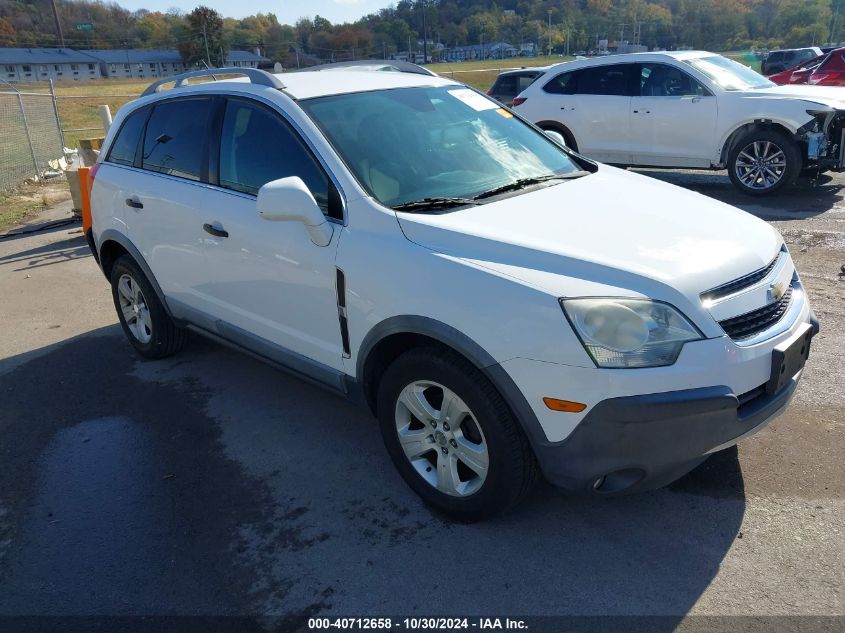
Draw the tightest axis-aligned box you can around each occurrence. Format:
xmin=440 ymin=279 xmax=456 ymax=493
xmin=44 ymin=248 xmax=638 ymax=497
xmin=0 ymin=169 xmax=842 ymax=631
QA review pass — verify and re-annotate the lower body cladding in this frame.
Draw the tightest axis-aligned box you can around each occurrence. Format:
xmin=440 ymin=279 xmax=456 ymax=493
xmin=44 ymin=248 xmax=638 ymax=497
xmin=499 ymin=311 xmax=817 ymax=495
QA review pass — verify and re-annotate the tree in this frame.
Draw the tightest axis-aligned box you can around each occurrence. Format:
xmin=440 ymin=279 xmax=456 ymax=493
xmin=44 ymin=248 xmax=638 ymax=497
xmin=178 ymin=6 xmax=228 ymax=68
xmin=0 ymin=17 xmax=16 ymax=47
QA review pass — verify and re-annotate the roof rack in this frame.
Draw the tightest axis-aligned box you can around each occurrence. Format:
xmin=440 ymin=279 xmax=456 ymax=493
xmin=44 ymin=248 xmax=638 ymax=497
xmin=141 ymin=67 xmax=286 ymax=97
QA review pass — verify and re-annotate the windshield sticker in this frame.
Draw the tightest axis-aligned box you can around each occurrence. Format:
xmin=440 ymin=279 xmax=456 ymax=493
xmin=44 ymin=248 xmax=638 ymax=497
xmin=495 ymin=108 xmax=513 ymax=118
xmin=448 ymin=88 xmax=498 ymax=111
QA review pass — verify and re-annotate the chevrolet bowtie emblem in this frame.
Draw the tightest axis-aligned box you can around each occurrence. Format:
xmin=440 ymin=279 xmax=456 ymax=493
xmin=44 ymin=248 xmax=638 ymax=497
xmin=768 ymin=281 xmax=786 ymax=301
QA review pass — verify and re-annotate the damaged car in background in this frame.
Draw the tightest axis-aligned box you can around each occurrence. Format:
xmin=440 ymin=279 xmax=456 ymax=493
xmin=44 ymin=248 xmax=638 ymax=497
xmin=512 ymin=51 xmax=845 ymax=195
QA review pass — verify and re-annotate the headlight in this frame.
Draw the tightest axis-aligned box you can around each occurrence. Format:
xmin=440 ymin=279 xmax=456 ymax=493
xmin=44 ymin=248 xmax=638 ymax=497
xmin=560 ymin=298 xmax=703 ymax=368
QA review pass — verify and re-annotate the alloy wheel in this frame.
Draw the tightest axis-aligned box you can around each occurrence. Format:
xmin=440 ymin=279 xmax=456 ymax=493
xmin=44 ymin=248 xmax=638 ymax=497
xmin=394 ymin=381 xmax=489 ymax=497
xmin=734 ymin=140 xmax=787 ymax=191
xmin=117 ymin=273 xmax=153 ymax=344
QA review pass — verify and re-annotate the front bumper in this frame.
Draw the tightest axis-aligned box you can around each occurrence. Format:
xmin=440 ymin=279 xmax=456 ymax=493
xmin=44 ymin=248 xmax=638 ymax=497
xmin=533 ymin=376 xmax=799 ymax=494
xmin=498 ymin=307 xmax=817 ymax=494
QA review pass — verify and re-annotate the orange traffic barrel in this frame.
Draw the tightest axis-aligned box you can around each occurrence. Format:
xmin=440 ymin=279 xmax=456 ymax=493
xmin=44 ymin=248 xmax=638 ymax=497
xmin=78 ymin=166 xmax=92 ymax=233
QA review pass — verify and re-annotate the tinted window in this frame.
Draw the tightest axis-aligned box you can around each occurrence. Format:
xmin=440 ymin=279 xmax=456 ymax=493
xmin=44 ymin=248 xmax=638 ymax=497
xmin=492 ymin=75 xmax=517 ymax=95
xmin=543 ymin=71 xmax=576 ymax=94
xmin=574 ymin=65 xmax=632 ymax=95
xmin=219 ymin=99 xmax=330 ymax=214
xmin=107 ymin=108 xmax=147 ymax=166
xmin=517 ymin=73 xmax=540 ymax=91
xmin=142 ymin=98 xmax=212 ymax=181
xmin=639 ymin=64 xmax=709 ymax=97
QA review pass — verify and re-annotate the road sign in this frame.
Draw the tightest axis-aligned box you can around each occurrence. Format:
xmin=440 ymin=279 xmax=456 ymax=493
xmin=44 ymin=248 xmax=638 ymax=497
xmin=76 ymin=23 xmax=93 ymax=32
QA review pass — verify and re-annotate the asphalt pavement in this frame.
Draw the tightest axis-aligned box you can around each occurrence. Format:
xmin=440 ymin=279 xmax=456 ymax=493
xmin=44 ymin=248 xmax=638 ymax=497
xmin=0 ymin=170 xmax=842 ymax=631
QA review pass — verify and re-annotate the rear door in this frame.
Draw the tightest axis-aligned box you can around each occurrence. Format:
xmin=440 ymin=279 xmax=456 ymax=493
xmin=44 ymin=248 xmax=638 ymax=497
xmin=126 ymin=96 xmax=217 ymax=314
xmin=628 ymin=62 xmax=718 ymax=168
xmin=564 ymin=64 xmax=636 ymax=163
xmin=95 ymin=97 xmax=216 ymax=315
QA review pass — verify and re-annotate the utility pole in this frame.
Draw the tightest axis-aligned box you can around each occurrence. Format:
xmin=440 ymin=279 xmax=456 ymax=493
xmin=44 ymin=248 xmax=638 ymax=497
xmin=420 ymin=0 xmax=428 ymax=64
xmin=203 ymin=22 xmax=212 ymax=67
xmin=50 ymin=0 xmax=65 ymax=47
xmin=548 ymin=10 xmax=553 ymax=56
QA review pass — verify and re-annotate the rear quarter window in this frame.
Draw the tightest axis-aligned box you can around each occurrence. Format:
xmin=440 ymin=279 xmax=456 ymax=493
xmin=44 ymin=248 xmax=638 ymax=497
xmin=543 ymin=71 xmax=576 ymax=94
xmin=106 ymin=108 xmax=147 ymax=166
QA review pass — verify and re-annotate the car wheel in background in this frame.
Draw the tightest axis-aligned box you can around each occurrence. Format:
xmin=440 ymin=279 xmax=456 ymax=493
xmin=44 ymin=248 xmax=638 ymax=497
xmin=377 ymin=347 xmax=538 ymax=522
xmin=110 ymin=254 xmax=187 ymax=359
xmin=728 ymin=130 xmax=801 ymax=196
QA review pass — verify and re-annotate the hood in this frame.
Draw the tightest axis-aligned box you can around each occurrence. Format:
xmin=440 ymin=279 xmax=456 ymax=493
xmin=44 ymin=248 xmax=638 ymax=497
xmin=396 ymin=166 xmax=781 ymax=300
xmin=747 ymin=84 xmax=845 ymax=109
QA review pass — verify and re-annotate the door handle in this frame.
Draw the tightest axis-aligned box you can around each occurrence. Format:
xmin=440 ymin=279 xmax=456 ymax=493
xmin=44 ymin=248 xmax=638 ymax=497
xmin=203 ymin=223 xmax=229 ymax=238
xmin=125 ymin=197 xmax=143 ymax=209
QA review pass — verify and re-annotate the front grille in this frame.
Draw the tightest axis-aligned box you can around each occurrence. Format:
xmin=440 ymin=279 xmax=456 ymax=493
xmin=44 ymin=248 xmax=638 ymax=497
xmin=718 ymin=285 xmax=793 ymax=340
xmin=701 ymin=247 xmax=784 ymax=303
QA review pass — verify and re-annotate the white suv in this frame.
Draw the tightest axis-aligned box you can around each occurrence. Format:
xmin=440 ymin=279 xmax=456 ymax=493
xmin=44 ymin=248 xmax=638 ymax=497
xmin=513 ymin=51 xmax=845 ymax=195
xmin=88 ymin=67 xmax=817 ymax=520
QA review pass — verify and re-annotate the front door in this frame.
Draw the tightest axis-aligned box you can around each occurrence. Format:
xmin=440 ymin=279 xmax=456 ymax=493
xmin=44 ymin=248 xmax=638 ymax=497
xmin=628 ymin=63 xmax=718 ymax=168
xmin=197 ymin=97 xmax=345 ymax=370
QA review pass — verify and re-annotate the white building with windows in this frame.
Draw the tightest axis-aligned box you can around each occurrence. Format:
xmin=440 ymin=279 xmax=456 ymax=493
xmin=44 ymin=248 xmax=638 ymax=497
xmin=1 ymin=48 xmax=100 ymax=83
xmin=0 ymin=47 xmax=270 ymax=82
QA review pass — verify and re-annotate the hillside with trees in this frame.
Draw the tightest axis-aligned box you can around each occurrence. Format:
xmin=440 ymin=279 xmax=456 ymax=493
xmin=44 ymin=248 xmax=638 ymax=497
xmin=0 ymin=0 xmax=842 ymax=66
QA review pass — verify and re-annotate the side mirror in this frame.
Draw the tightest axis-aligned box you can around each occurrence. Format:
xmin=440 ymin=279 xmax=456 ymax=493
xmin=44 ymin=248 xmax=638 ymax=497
xmin=257 ymin=176 xmax=334 ymax=247
xmin=544 ymin=130 xmax=567 ymax=148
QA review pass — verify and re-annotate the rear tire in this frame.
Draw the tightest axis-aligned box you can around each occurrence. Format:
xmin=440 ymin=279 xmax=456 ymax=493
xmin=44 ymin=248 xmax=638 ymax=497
xmin=110 ymin=255 xmax=187 ymax=359
xmin=728 ymin=130 xmax=801 ymax=196
xmin=376 ymin=347 xmax=537 ymax=522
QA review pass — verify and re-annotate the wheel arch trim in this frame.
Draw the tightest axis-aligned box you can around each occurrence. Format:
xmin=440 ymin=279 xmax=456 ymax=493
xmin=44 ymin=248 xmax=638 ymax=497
xmin=97 ymin=229 xmax=173 ymax=319
xmin=356 ymin=315 xmax=552 ymax=453
xmin=718 ymin=119 xmax=801 ymax=165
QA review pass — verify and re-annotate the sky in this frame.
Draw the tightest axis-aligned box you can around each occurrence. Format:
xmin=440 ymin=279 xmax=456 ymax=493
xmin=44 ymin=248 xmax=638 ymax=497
xmin=116 ymin=0 xmax=393 ymax=24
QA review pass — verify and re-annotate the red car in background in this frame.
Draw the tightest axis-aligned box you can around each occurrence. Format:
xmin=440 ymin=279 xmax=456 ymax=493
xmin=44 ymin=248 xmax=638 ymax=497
xmin=768 ymin=48 xmax=845 ymax=86
xmin=807 ymin=48 xmax=845 ymax=85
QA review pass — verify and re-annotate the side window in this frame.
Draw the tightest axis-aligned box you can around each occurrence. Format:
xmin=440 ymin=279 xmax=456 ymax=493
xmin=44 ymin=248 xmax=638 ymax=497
xmin=639 ymin=63 xmax=710 ymax=97
xmin=517 ymin=74 xmax=540 ymax=91
xmin=572 ymin=65 xmax=631 ymax=96
xmin=543 ymin=71 xmax=576 ymax=94
xmin=218 ymin=99 xmax=332 ymax=216
xmin=106 ymin=108 xmax=147 ymax=167
xmin=142 ymin=98 xmax=212 ymax=181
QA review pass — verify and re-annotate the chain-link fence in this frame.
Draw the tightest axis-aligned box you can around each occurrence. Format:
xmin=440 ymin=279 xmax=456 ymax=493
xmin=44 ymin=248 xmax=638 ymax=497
xmin=0 ymin=81 xmax=64 ymax=193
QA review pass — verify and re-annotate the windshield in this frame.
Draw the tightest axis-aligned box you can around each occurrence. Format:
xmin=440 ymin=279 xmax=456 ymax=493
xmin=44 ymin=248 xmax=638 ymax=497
xmin=684 ymin=55 xmax=775 ymax=91
xmin=301 ymin=85 xmax=582 ymax=208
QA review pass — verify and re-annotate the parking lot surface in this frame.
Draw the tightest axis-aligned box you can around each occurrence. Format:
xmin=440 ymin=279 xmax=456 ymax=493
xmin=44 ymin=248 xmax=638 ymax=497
xmin=0 ymin=171 xmax=843 ymax=629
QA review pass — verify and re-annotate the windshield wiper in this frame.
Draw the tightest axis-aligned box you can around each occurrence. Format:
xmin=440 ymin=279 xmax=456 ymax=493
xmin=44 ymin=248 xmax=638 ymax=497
xmin=392 ymin=197 xmax=480 ymax=212
xmin=472 ymin=171 xmax=590 ymax=201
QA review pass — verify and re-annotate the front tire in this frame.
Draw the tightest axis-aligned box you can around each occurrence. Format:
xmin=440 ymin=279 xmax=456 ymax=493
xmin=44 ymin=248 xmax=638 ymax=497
xmin=728 ymin=130 xmax=801 ymax=196
xmin=110 ymin=255 xmax=187 ymax=359
xmin=377 ymin=347 xmax=537 ymax=521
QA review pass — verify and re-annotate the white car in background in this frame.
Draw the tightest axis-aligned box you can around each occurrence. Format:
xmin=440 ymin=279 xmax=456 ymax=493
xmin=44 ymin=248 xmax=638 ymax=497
xmin=513 ymin=51 xmax=845 ymax=195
